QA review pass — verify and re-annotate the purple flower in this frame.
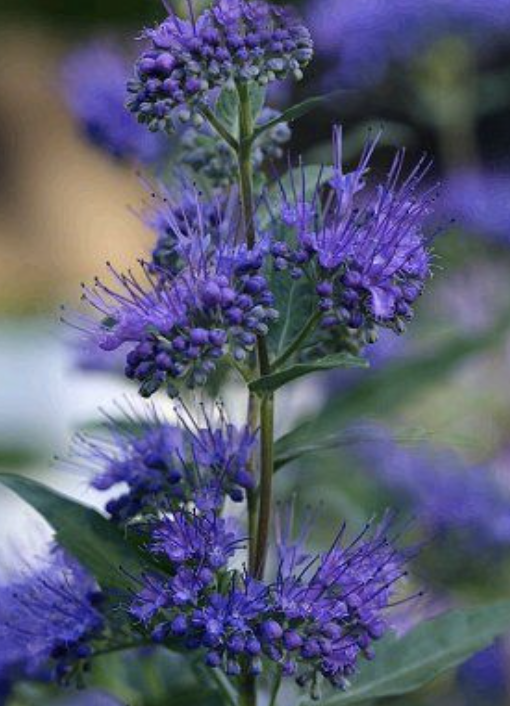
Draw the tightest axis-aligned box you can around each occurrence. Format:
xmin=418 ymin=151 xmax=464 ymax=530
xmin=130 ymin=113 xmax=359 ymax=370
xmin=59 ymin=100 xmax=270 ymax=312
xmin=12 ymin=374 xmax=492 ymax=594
xmin=270 ymin=512 xmax=410 ymax=691
xmin=131 ymin=508 xmax=410 ymax=694
xmin=357 ymin=428 xmax=510 ymax=550
xmin=72 ymin=402 xmax=257 ymax=520
xmin=75 ymin=192 xmax=278 ymax=395
xmin=67 ymin=334 xmax=126 ymax=374
xmin=444 ymin=168 xmax=510 ymax=244
xmin=61 ymin=41 xmax=166 ymax=164
xmin=0 ymin=547 xmax=104 ymax=682
xmin=142 ymin=183 xmax=228 ymax=273
xmin=309 ymin=0 xmax=510 ymax=88
xmin=130 ymin=508 xmax=245 ymax=626
xmin=151 ymin=511 xmax=243 ymax=570
xmin=270 ymin=127 xmax=435 ymax=352
xmin=127 ymin=0 xmax=313 ymax=131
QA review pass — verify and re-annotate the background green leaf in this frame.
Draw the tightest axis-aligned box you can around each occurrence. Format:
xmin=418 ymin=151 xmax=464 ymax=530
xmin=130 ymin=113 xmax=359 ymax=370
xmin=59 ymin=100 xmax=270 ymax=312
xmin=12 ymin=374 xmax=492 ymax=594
xmin=0 ymin=473 xmax=146 ymax=591
xmin=274 ymin=424 xmax=437 ymax=470
xmin=318 ymin=602 xmax=510 ymax=705
xmin=276 ymin=318 xmax=510 ymax=468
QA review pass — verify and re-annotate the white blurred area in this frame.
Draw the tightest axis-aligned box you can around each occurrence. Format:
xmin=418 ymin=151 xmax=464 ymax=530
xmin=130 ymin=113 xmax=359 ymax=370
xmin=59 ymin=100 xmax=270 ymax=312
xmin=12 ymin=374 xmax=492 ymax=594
xmin=0 ymin=318 xmax=135 ymax=573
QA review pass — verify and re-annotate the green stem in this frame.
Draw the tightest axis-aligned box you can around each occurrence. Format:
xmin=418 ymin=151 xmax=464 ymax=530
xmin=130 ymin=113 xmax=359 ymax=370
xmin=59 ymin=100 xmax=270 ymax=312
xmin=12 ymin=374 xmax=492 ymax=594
xmin=194 ymin=664 xmax=238 ymax=706
xmin=247 ymin=392 xmax=259 ymax=575
xmin=268 ymin=670 xmax=282 ymax=706
xmin=271 ymin=311 xmax=321 ymax=371
xmin=235 ymin=80 xmax=276 ymax=706
xmin=200 ymin=106 xmax=239 ymax=152
xmin=253 ymin=393 xmax=274 ymax=580
xmin=239 ymin=674 xmax=257 ymax=706
xmin=237 ymin=82 xmax=256 ymax=250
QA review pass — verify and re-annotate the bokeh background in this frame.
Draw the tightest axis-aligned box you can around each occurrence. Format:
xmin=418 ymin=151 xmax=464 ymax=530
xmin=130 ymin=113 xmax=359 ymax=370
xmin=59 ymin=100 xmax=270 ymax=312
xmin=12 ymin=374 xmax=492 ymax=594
xmin=1 ymin=0 xmax=510 ymax=704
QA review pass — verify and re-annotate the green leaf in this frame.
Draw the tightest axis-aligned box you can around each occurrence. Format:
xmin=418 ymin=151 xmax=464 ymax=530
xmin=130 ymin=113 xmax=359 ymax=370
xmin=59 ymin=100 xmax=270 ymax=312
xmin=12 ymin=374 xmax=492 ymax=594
xmin=253 ymin=89 xmax=345 ymax=138
xmin=215 ymin=85 xmax=239 ymax=133
xmin=276 ymin=317 xmax=510 ymax=467
xmin=319 ymin=602 xmax=510 ymax=705
xmin=0 ymin=473 xmax=146 ymax=591
xmin=249 ymin=83 xmax=266 ymax=122
xmin=274 ymin=425 xmax=433 ymax=470
xmin=249 ymin=354 xmax=367 ymax=395
xmin=267 ymin=273 xmax=315 ymax=359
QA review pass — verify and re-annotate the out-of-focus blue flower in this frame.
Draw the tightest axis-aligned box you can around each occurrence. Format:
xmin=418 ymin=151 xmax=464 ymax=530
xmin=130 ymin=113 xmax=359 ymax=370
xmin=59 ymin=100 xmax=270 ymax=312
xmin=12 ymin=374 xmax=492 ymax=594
xmin=127 ymin=0 xmax=313 ymax=132
xmin=445 ymin=168 xmax=510 ymax=244
xmin=458 ymin=643 xmax=508 ymax=705
xmin=309 ymin=0 xmax=510 ymax=87
xmin=357 ymin=429 xmax=510 ymax=551
xmin=132 ymin=508 xmax=410 ymax=695
xmin=62 ymin=42 xmax=166 ymax=164
xmin=0 ymin=546 xmax=104 ymax=683
xmin=72 ymin=402 xmax=257 ymax=521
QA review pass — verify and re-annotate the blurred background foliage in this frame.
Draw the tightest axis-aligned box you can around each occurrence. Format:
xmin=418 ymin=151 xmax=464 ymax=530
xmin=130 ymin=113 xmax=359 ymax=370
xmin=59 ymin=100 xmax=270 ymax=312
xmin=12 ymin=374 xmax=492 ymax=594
xmin=1 ymin=0 xmax=510 ymax=704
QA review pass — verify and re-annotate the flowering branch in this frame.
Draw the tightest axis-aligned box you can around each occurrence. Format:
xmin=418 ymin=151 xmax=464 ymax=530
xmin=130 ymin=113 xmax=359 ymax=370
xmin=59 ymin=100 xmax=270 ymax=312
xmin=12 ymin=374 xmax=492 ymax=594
xmin=1 ymin=2 xmax=455 ymax=706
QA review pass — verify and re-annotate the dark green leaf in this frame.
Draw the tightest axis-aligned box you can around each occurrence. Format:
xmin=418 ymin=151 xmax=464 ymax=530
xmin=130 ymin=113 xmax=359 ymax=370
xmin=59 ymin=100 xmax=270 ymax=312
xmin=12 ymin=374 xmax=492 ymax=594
xmin=250 ymin=354 xmax=367 ymax=394
xmin=0 ymin=473 xmax=146 ymax=591
xmin=215 ymin=86 xmax=239 ymax=132
xmin=267 ymin=272 xmax=315 ymax=358
xmin=254 ymin=90 xmax=345 ymax=138
xmin=320 ymin=602 xmax=510 ymax=705
xmin=276 ymin=317 xmax=510 ymax=467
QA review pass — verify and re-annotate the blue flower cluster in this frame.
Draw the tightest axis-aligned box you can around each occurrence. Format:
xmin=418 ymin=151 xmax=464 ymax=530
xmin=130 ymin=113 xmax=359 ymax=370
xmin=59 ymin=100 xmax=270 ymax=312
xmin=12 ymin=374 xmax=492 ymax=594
xmin=74 ymin=403 xmax=257 ymax=521
xmin=61 ymin=42 xmax=166 ymax=164
xmin=0 ymin=548 xmax=104 ymax=683
xmin=79 ymin=192 xmax=278 ymax=395
xmin=270 ymin=128 xmax=434 ymax=349
xmin=131 ymin=510 xmax=408 ymax=692
xmin=127 ymin=0 xmax=313 ymax=131
xmin=130 ymin=510 xmax=245 ymax=625
xmin=73 ymin=127 xmax=436 ymax=388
